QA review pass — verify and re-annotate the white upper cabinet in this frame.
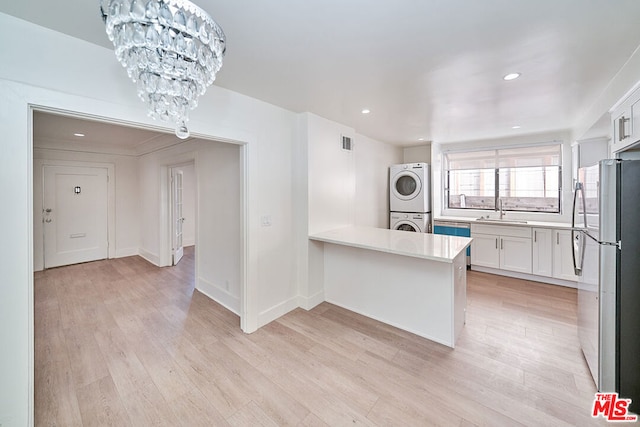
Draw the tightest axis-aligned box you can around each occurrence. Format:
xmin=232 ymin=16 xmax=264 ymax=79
xmin=612 ymin=87 xmax=640 ymax=153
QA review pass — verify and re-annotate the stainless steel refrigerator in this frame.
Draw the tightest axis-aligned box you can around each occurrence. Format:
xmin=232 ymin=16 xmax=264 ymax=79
xmin=573 ymin=159 xmax=640 ymax=413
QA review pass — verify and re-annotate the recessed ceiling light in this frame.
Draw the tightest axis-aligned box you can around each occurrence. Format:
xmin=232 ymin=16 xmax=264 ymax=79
xmin=418 ymin=138 xmax=424 ymax=141
xmin=503 ymin=73 xmax=521 ymax=81
xmin=73 ymin=133 xmax=85 ymax=137
xmin=361 ymin=109 xmax=371 ymax=114
xmin=512 ymin=125 xmax=521 ymax=129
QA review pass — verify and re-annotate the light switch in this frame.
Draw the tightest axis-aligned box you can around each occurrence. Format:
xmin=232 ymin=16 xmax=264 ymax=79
xmin=261 ymin=215 xmax=272 ymax=227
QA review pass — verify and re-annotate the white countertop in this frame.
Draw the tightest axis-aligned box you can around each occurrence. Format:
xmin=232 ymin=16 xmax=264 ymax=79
xmin=434 ymin=216 xmax=573 ymax=229
xmin=309 ymin=226 xmax=472 ymax=263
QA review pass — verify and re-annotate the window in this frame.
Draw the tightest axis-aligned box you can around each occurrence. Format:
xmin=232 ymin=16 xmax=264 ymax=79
xmin=444 ymin=143 xmax=562 ymax=213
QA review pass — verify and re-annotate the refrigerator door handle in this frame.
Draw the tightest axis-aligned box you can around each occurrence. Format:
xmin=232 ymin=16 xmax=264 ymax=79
xmin=571 ymin=183 xmax=583 ymax=276
xmin=572 ymin=230 xmax=582 ymax=276
xmin=571 ymin=182 xmax=581 ymax=231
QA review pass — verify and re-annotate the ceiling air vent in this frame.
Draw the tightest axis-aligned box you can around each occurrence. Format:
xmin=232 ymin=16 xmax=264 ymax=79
xmin=342 ymin=135 xmax=353 ymax=151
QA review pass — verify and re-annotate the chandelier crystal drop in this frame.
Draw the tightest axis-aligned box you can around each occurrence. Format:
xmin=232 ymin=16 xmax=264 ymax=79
xmin=100 ymin=0 xmax=226 ymax=139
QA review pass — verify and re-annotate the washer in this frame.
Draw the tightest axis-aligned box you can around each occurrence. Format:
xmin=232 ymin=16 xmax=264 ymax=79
xmin=390 ymin=212 xmax=431 ymax=233
xmin=389 ymin=163 xmax=431 ymax=213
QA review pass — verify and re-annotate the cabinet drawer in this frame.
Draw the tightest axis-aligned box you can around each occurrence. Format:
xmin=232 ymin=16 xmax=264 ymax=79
xmin=471 ymin=223 xmax=530 ymax=238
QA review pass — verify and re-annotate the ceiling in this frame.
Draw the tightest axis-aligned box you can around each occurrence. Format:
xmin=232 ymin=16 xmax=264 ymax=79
xmin=5 ymin=0 xmax=640 ymax=146
xmin=32 ymin=111 xmax=189 ymax=155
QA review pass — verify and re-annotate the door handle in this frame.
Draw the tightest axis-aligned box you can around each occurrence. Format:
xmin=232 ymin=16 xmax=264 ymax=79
xmin=44 ymin=208 xmax=52 ymax=213
xmin=45 ymin=218 xmax=52 ymax=223
xmin=619 ymin=116 xmax=630 ymax=141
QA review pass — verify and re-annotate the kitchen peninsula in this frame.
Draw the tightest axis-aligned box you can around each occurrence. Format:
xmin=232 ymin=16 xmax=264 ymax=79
xmin=309 ymin=226 xmax=472 ymax=348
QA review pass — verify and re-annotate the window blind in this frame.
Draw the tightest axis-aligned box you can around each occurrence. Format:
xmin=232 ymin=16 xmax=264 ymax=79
xmin=445 ymin=143 xmax=561 ymax=170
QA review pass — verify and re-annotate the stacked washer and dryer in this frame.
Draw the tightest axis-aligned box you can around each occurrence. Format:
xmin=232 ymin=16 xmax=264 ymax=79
xmin=389 ymin=163 xmax=432 ymax=233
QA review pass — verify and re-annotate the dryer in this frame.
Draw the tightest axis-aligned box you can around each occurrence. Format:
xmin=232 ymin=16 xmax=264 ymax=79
xmin=390 ymin=163 xmax=431 ymax=213
xmin=390 ymin=212 xmax=431 ymax=233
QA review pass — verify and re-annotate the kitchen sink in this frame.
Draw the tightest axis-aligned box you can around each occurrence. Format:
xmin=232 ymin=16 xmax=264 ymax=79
xmin=475 ymin=218 xmax=528 ymax=224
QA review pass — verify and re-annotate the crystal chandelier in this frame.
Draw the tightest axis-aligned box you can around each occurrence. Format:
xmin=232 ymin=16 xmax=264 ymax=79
xmin=99 ymin=0 xmax=226 ymax=139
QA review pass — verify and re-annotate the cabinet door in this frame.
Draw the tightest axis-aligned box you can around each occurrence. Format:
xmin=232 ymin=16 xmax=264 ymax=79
xmin=631 ymin=93 xmax=640 ymax=143
xmin=500 ymin=236 xmax=532 ymax=274
xmin=612 ymin=109 xmax=631 ymax=152
xmin=470 ymin=234 xmax=500 ymax=269
xmin=553 ymin=229 xmax=579 ymax=281
xmin=612 ymin=88 xmax=640 ymax=153
xmin=532 ymin=228 xmax=553 ymax=277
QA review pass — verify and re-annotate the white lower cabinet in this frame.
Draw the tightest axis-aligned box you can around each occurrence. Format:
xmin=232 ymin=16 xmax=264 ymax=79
xmin=532 ymin=228 xmax=553 ymax=277
xmin=553 ymin=229 xmax=579 ymax=281
xmin=500 ymin=236 xmax=532 ymax=274
xmin=532 ymin=227 xmax=579 ymax=282
xmin=471 ymin=224 xmax=532 ymax=274
xmin=469 ymin=233 xmax=500 ymax=269
xmin=470 ymin=223 xmax=578 ymax=285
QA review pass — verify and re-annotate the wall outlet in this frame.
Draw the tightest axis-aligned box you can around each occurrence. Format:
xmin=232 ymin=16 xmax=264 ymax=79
xmin=261 ymin=215 xmax=272 ymax=226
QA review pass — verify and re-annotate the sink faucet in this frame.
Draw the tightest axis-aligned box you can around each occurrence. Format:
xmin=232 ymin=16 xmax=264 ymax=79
xmin=499 ymin=199 xmax=505 ymax=219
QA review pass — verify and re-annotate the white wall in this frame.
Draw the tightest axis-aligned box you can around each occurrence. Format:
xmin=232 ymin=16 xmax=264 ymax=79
xmin=306 ymin=113 xmax=402 ymax=231
xmin=0 ymin=82 xmax=32 ymax=427
xmin=307 ymin=114 xmax=356 ymax=234
xmin=296 ymin=113 xmax=402 ymax=310
xmin=32 ymin=148 xmax=139 ymax=270
xmin=138 ymin=140 xmax=242 ymax=313
xmin=355 ymin=134 xmax=403 ymax=228
xmin=0 ymin=13 xmax=295 ymax=426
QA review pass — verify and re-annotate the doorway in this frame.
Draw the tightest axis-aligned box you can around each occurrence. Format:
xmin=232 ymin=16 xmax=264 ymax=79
xmin=170 ymin=162 xmax=196 ymax=266
xmin=32 ymin=108 xmax=248 ymax=322
xmin=21 ymin=93 xmax=252 ymax=426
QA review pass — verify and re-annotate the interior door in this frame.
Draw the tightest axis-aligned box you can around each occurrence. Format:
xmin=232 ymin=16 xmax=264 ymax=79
xmin=172 ymin=169 xmax=184 ymax=265
xmin=43 ymin=165 xmax=108 ymax=268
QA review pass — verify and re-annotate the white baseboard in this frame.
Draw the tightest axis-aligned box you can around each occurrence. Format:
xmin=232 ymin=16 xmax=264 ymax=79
xmin=257 ymin=296 xmax=299 ymax=328
xmin=183 ymin=239 xmax=195 ymax=247
xmin=114 ymin=247 xmax=139 ymax=258
xmin=138 ymin=248 xmax=160 ymax=266
xmin=297 ymin=290 xmax=325 ymax=311
xmin=470 ymin=266 xmax=578 ymax=288
xmin=197 ymin=277 xmax=240 ymax=315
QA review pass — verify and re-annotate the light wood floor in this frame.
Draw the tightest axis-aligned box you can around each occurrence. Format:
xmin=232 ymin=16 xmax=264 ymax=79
xmin=34 ymin=248 xmax=608 ymax=426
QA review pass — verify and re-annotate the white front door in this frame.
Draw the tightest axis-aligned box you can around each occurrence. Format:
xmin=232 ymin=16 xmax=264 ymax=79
xmin=172 ymin=169 xmax=184 ymax=265
xmin=43 ymin=165 xmax=108 ymax=268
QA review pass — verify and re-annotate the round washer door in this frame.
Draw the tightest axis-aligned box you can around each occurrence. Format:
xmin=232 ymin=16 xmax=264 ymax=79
xmin=392 ymin=170 xmax=422 ymax=201
xmin=394 ymin=221 xmax=419 ymax=232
